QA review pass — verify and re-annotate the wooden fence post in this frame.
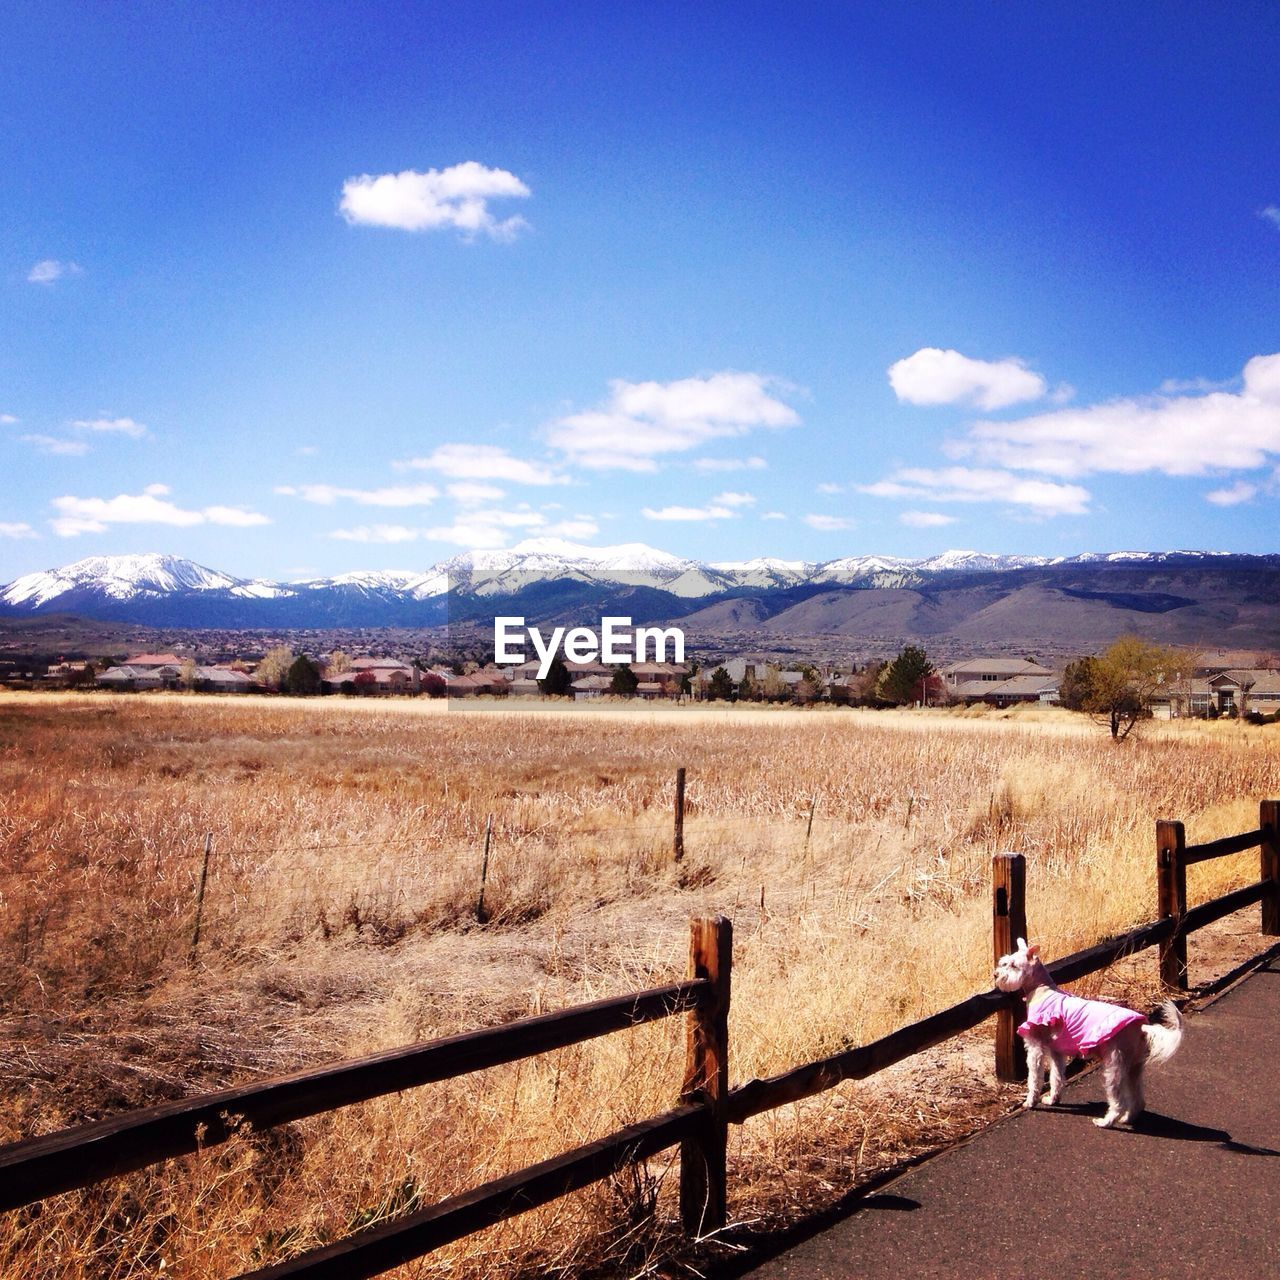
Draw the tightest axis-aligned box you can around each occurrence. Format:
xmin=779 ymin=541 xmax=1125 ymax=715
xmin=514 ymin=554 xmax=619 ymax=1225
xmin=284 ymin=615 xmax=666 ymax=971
xmin=189 ymin=832 xmax=213 ymax=964
xmin=1261 ymin=800 xmax=1280 ymax=937
xmin=680 ymin=915 xmax=731 ymax=1237
xmin=476 ymin=814 xmax=494 ymax=924
xmin=1156 ymin=819 xmax=1188 ymax=990
xmin=992 ymin=852 xmax=1027 ymax=1082
xmin=674 ymin=767 xmax=686 ymax=863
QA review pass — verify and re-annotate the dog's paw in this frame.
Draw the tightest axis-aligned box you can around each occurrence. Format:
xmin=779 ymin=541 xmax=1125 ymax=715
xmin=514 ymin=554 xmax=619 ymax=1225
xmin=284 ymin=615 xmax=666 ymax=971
xmin=1044 ymin=1092 xmax=1062 ymax=1107
xmin=1022 ymin=1097 xmax=1038 ymax=1110
xmin=1094 ymin=1114 xmax=1119 ymax=1129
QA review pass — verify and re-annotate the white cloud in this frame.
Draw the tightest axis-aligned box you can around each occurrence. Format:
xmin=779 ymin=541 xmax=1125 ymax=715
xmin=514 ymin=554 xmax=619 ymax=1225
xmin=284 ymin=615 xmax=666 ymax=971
xmin=816 ymin=482 xmax=844 ymax=495
xmin=19 ymin=416 xmax=146 ymax=456
xmin=957 ymin=353 xmax=1280 ymax=479
xmin=859 ymin=467 xmax=1091 ymax=517
xmin=804 ymin=514 xmax=856 ymax=531
xmin=203 ymin=505 xmax=272 ymax=527
xmin=274 ymin=483 xmax=439 ymax=507
xmin=28 ymin=259 xmax=83 ymax=285
xmin=446 ymin=481 xmax=506 ymax=505
xmin=547 ymin=516 xmax=600 ymax=540
xmin=1158 ymin=376 xmax=1235 ymax=395
xmin=547 ymin=373 xmax=800 ymax=471
xmin=424 ymin=510 xmax=598 ymax=547
xmin=900 ymin=510 xmax=958 ymax=528
xmin=22 ymin=434 xmax=89 ymax=456
xmin=889 ymin=348 xmax=1047 ymax=411
xmin=712 ymin=490 xmax=756 ymax=508
xmin=447 ymin=506 xmax=544 ymax=528
xmin=71 ymin=416 xmax=147 ymax=438
xmin=1 ymin=414 xmax=17 ymax=425
xmin=1261 ymin=206 xmax=1280 ymax=230
xmin=0 ymin=521 xmax=37 ymax=539
xmin=424 ymin=504 xmax=564 ymax=549
xmin=50 ymin=488 xmax=270 ymax=536
xmin=396 ymin=443 xmax=566 ymax=486
xmin=424 ymin=521 xmax=511 ymax=549
xmin=339 ymin=161 xmax=531 ymax=241
xmin=641 ymin=504 xmax=736 ymax=522
xmin=329 ymin=524 xmax=422 ymax=544
xmin=761 ymin=511 xmax=787 ymax=521
xmin=692 ymin=455 xmax=768 ymax=472
xmin=1205 ymin=480 xmax=1258 ymax=507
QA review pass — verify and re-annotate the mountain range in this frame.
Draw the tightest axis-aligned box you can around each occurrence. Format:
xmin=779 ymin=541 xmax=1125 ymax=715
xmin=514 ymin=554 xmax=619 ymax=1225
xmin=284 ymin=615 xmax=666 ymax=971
xmin=2 ymin=542 xmax=1278 ymax=651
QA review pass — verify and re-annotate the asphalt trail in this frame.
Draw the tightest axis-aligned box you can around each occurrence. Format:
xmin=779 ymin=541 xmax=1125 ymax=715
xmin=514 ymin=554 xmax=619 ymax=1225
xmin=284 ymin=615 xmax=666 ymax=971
xmin=737 ymin=957 xmax=1280 ymax=1279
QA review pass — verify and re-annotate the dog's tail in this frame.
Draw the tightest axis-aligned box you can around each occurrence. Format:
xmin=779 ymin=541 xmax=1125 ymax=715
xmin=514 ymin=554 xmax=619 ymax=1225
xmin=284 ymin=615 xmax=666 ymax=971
xmin=1143 ymin=1000 xmax=1184 ymax=1067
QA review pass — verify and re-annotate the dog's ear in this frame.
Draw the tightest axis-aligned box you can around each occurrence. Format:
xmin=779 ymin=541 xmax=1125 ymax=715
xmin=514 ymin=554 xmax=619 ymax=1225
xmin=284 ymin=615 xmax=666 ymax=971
xmin=1016 ymin=937 xmax=1028 ymax=953
xmin=1027 ymin=943 xmax=1040 ymax=958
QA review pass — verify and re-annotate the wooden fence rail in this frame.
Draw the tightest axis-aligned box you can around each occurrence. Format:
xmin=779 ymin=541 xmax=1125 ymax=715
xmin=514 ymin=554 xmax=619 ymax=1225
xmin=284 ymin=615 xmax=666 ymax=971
xmin=0 ymin=980 xmax=706 ymax=1212
xmin=2 ymin=800 xmax=1278 ymax=1279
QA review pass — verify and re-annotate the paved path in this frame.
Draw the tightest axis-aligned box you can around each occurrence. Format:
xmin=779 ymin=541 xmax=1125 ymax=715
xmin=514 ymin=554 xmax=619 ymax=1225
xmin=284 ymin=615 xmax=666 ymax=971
xmin=737 ymin=956 xmax=1280 ymax=1279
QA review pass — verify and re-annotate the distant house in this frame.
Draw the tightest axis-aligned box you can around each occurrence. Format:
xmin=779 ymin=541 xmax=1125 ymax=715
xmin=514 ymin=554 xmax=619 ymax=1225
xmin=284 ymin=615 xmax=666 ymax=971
xmin=1179 ymin=669 xmax=1280 ymax=717
xmin=323 ymin=657 xmax=420 ymax=694
xmin=193 ymin=666 xmax=253 ymax=693
xmin=96 ymin=665 xmax=156 ymax=690
xmin=565 ymin=660 xmax=612 ymax=678
xmin=630 ymin=662 xmax=685 ymax=696
xmin=122 ymin=652 xmax=185 ymax=669
xmin=940 ymin=658 xmax=1057 ymax=703
xmin=443 ymin=674 xmax=482 ymax=697
xmin=978 ymin=674 xmax=1060 ymax=706
xmin=570 ymin=674 xmax=613 ymax=701
xmin=42 ymin=660 xmax=92 ymax=685
xmin=96 ymin=662 xmax=252 ymax=692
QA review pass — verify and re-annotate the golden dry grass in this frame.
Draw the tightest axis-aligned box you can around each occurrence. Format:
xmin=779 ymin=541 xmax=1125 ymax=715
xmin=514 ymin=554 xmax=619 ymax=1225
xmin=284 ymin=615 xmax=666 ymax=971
xmin=1 ymin=691 xmax=1278 ymax=1277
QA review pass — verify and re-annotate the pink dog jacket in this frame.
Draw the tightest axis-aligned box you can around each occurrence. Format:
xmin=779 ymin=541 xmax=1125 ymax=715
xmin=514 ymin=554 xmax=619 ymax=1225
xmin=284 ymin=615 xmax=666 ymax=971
xmin=1017 ymin=990 xmax=1146 ymax=1056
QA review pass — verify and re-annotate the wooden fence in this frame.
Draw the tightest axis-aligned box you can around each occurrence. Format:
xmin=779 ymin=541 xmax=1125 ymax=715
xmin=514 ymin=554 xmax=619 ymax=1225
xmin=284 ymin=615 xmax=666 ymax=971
xmin=1 ymin=802 xmax=1277 ymax=1278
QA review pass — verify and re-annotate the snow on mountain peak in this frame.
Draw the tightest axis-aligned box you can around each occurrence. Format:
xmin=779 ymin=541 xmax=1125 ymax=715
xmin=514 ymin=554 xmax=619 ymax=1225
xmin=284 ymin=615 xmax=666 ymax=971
xmin=2 ymin=552 xmax=239 ymax=607
xmin=0 ymin=545 xmax=1249 ymax=617
xmin=507 ymin=537 xmax=690 ymax=570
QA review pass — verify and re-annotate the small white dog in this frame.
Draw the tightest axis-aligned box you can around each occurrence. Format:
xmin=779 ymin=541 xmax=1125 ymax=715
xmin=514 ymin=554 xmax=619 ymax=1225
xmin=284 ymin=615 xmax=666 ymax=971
xmin=993 ymin=937 xmax=1184 ymax=1128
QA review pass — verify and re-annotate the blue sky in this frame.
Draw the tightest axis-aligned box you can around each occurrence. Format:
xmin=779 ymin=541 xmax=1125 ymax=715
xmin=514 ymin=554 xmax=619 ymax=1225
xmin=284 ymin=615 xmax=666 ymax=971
xmin=4 ymin=1 xmax=1280 ymax=581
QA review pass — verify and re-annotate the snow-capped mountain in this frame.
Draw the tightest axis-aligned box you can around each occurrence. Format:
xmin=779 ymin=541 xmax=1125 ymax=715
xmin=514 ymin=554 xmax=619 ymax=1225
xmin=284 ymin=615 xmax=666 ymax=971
xmin=709 ymin=557 xmax=811 ymax=590
xmin=0 ymin=543 xmax=1271 ymax=634
xmin=435 ymin=537 xmax=732 ymax=597
xmin=300 ymin=568 xmax=449 ymax=599
xmin=3 ymin=553 xmax=257 ymax=608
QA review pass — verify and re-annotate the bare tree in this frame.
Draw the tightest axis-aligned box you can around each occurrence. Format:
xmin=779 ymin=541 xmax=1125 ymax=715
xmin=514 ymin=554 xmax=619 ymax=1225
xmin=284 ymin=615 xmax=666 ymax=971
xmin=1085 ymin=635 xmax=1184 ymax=740
xmin=254 ymin=645 xmax=295 ymax=691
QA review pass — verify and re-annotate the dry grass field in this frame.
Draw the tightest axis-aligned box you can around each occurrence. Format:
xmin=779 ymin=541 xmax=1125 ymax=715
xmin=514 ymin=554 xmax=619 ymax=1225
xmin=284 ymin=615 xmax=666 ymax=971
xmin=2 ymin=691 xmax=1278 ymax=1278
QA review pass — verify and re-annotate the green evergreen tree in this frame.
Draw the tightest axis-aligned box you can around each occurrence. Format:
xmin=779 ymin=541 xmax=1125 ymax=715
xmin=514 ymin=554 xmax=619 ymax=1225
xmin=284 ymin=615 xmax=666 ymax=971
xmin=609 ymin=664 xmax=639 ymax=697
xmin=284 ymin=654 xmax=322 ymax=696
xmin=1059 ymin=656 xmax=1099 ymax=712
xmin=538 ymin=656 xmax=573 ymax=697
xmin=708 ymin=666 xmax=735 ymax=701
xmin=879 ymin=645 xmax=933 ymax=705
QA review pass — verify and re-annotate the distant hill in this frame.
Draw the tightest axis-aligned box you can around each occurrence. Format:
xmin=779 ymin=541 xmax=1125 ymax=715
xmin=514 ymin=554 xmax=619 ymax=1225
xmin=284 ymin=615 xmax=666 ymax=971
xmin=2 ymin=545 xmax=1279 ymax=652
